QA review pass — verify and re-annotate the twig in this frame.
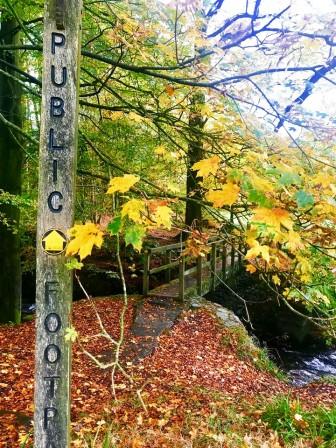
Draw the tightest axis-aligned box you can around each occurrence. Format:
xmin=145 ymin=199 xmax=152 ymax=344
xmin=72 ymin=236 xmax=148 ymax=411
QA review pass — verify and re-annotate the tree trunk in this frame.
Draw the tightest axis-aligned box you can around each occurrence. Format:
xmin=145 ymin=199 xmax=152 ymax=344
xmin=185 ymin=92 xmax=205 ymax=230
xmin=0 ymin=19 xmax=23 ymax=323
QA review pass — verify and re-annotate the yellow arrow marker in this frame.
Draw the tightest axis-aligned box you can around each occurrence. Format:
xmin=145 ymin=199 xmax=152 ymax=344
xmin=42 ymin=229 xmax=67 ymax=255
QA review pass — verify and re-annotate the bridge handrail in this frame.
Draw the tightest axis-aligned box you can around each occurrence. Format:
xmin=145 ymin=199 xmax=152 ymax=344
xmin=149 ymin=241 xmax=185 ymax=254
xmin=148 ymin=237 xmax=227 ymax=255
xmin=142 ymin=238 xmax=243 ymax=298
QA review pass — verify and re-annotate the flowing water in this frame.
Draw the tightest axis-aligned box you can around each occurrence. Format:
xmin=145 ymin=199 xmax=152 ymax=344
xmin=207 ymin=278 xmax=336 ymax=387
xmin=273 ymin=348 xmax=336 ymax=386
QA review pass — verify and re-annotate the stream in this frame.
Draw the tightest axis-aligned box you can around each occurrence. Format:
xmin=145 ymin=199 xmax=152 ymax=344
xmin=274 ymin=348 xmax=336 ymax=386
xmin=207 ymin=275 xmax=336 ymax=387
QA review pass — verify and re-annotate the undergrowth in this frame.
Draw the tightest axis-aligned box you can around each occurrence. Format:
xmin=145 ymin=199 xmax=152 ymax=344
xmin=20 ymin=388 xmax=336 ymax=447
xmin=220 ymin=325 xmax=287 ymax=381
xmin=262 ymin=396 xmax=336 ymax=447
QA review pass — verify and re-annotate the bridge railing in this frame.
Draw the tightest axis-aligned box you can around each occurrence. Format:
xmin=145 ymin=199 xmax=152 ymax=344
xmin=142 ymin=239 xmax=245 ymax=299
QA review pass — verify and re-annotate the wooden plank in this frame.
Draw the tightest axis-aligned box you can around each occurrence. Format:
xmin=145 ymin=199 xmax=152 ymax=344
xmin=184 ymin=265 xmax=198 ymax=276
xmin=149 ymin=260 xmax=179 ymax=275
xmin=150 ymin=241 xmax=185 ymax=253
xmin=34 ymin=1 xmax=82 ymax=447
xmin=148 ymin=238 xmax=223 ymax=254
xmin=144 ymin=238 xmax=229 ymax=299
xmin=165 ymin=250 xmax=172 ymax=282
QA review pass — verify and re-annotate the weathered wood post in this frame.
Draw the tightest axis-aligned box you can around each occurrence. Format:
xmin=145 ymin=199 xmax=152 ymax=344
xmin=221 ymin=243 xmax=227 ymax=279
xmin=230 ymin=210 xmax=235 ymax=271
xmin=179 ymin=256 xmax=185 ymax=300
xmin=210 ymin=243 xmax=216 ymax=292
xmin=165 ymin=250 xmax=172 ymax=283
xmin=142 ymin=249 xmax=150 ymax=295
xmin=34 ymin=1 xmax=82 ymax=446
xmin=238 ymin=243 xmax=243 ymax=266
xmin=230 ymin=243 xmax=235 ymax=271
xmin=196 ymin=256 xmax=202 ymax=295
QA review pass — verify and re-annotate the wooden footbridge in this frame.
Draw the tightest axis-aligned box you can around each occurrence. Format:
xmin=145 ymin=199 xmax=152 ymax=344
xmin=142 ymin=239 xmax=244 ymax=300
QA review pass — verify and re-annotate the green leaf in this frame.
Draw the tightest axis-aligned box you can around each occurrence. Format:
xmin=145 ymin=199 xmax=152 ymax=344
xmin=227 ymin=168 xmax=243 ymax=182
xmin=107 ymin=216 xmax=122 ymax=235
xmin=295 ymin=190 xmax=314 ymax=209
xmin=65 ymin=257 xmax=84 ymax=270
xmin=248 ymin=189 xmax=271 ymax=207
xmin=241 ymin=177 xmax=252 ymax=191
xmin=64 ymin=327 xmax=78 ymax=343
xmin=125 ymin=225 xmax=145 ymax=251
xmin=279 ymin=172 xmax=302 ymax=186
xmin=265 ymin=167 xmax=280 ymax=177
xmin=102 ymin=431 xmax=112 ymax=448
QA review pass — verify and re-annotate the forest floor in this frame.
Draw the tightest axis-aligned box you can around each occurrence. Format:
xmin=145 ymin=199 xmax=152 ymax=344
xmin=0 ymin=296 xmax=336 ymax=447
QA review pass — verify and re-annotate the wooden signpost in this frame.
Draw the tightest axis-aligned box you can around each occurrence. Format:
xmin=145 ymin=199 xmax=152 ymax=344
xmin=34 ymin=1 xmax=82 ymax=446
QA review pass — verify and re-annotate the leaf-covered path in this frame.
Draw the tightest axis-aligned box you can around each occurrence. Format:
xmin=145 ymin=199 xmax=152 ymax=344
xmin=0 ymin=297 xmax=335 ymax=447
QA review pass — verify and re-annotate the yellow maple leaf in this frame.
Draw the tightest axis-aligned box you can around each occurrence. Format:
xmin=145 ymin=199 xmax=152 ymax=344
xmin=245 ymin=241 xmax=270 ymax=263
xmin=152 ymin=205 xmax=173 ymax=230
xmin=121 ymin=199 xmax=145 ymax=223
xmin=110 ymin=111 xmax=124 ymax=121
xmin=315 ymin=201 xmax=336 ymax=217
xmin=312 ymin=172 xmax=334 ymax=188
xmin=244 ymin=167 xmax=274 ymax=193
xmin=198 ymin=103 xmax=213 ymax=118
xmin=18 ymin=432 xmax=31 ymax=446
xmin=296 ymin=254 xmax=312 ymax=283
xmin=253 ymin=207 xmax=293 ymax=231
xmin=128 ymin=111 xmax=143 ymax=123
xmin=285 ymin=230 xmax=305 ymax=253
xmin=66 ymin=222 xmax=104 ymax=261
xmin=245 ymin=228 xmax=258 ymax=247
xmin=192 ymin=155 xmax=220 ymax=178
xmin=246 ymin=264 xmax=257 ymax=273
xmin=272 ymin=275 xmax=281 ymax=286
xmin=154 ymin=145 xmax=167 ymax=156
xmin=107 ymin=174 xmax=140 ymax=195
xmin=206 ymin=183 xmax=240 ymax=207
xmin=159 ymin=95 xmax=172 ymax=109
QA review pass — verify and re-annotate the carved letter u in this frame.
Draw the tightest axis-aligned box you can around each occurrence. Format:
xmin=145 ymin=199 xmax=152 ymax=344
xmin=51 ymin=65 xmax=67 ymax=87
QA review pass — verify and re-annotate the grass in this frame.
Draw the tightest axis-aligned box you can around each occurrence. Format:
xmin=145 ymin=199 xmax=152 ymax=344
xmin=69 ymin=398 xmax=281 ymax=447
xmin=20 ymin=388 xmax=336 ymax=447
xmin=262 ymin=395 xmax=336 ymax=447
xmin=317 ymin=375 xmax=336 ymax=386
xmin=254 ymin=347 xmax=288 ymax=381
xmin=75 ymin=425 xmax=117 ymax=448
xmin=220 ymin=325 xmax=287 ymax=381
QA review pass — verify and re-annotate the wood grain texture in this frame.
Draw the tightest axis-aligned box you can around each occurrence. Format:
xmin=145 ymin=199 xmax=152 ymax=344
xmin=34 ymin=1 xmax=82 ymax=446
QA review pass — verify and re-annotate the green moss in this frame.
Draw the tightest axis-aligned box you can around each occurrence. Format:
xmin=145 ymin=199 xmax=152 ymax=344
xmin=220 ymin=325 xmax=287 ymax=380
